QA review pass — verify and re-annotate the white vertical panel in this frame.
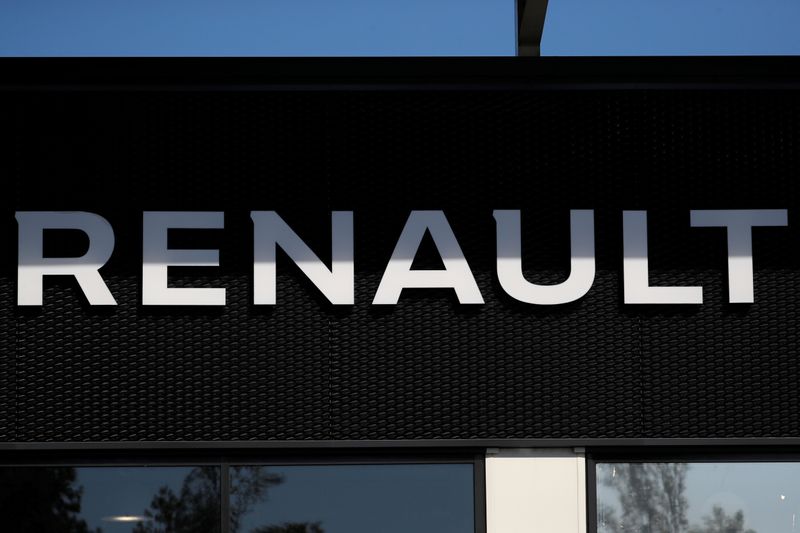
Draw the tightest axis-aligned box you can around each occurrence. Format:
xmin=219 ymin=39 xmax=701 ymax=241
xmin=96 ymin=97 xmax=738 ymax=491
xmin=485 ymin=448 xmax=587 ymax=533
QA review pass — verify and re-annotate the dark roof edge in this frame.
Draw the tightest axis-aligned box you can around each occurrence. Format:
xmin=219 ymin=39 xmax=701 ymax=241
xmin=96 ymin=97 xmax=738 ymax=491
xmin=1 ymin=56 xmax=799 ymax=90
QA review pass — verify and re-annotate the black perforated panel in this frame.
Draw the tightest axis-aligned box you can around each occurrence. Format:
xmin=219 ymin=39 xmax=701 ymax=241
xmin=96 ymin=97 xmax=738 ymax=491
xmin=2 ymin=82 xmax=799 ymax=442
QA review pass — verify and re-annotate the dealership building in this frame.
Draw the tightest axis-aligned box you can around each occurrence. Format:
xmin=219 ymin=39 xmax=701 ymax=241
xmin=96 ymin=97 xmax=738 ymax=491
xmin=3 ymin=3 xmax=800 ymax=532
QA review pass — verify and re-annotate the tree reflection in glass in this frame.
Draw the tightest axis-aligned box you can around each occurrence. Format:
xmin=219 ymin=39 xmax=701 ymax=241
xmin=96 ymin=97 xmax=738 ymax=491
xmin=126 ymin=466 xmax=322 ymax=533
xmin=598 ymin=463 xmax=759 ymax=533
xmin=1 ymin=463 xmax=471 ymax=533
xmin=235 ymin=464 xmax=473 ymax=533
xmin=132 ymin=466 xmax=221 ymax=533
xmin=0 ymin=466 xmax=222 ymax=533
xmin=688 ymin=506 xmax=755 ymax=533
xmin=0 ymin=467 xmax=99 ymax=532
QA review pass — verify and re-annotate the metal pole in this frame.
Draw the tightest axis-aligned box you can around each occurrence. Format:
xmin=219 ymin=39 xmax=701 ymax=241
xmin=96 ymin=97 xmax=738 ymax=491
xmin=517 ymin=0 xmax=549 ymax=56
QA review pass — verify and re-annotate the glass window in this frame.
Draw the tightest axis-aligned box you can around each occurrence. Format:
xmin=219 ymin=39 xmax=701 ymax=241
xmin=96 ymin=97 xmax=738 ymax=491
xmin=232 ymin=464 xmax=475 ymax=533
xmin=596 ymin=461 xmax=800 ymax=533
xmin=0 ymin=466 xmax=221 ymax=532
xmin=0 ymin=462 xmax=475 ymax=532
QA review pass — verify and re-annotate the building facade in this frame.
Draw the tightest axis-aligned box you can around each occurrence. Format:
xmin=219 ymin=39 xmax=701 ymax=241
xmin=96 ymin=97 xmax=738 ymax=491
xmin=2 ymin=57 xmax=800 ymax=532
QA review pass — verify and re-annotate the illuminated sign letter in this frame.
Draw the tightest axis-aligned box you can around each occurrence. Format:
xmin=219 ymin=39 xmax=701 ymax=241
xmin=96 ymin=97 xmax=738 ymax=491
xmin=494 ymin=209 xmax=595 ymax=305
xmin=251 ymin=211 xmax=354 ymax=305
xmin=373 ymin=210 xmax=483 ymax=305
xmin=623 ymin=210 xmax=703 ymax=304
xmin=16 ymin=211 xmax=117 ymax=306
xmin=142 ymin=211 xmax=225 ymax=306
xmin=691 ymin=209 xmax=788 ymax=303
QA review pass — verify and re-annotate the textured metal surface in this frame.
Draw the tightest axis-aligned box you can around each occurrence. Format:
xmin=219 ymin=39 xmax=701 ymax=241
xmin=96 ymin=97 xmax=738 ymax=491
xmin=2 ymin=88 xmax=799 ymax=442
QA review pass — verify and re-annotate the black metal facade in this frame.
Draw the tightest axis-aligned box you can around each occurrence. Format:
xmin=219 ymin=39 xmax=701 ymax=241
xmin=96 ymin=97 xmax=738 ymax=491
xmin=2 ymin=58 xmax=799 ymax=445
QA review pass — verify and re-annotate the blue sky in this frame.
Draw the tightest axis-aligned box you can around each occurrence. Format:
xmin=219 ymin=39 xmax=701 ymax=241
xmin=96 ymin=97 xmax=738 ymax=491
xmin=0 ymin=0 xmax=798 ymax=56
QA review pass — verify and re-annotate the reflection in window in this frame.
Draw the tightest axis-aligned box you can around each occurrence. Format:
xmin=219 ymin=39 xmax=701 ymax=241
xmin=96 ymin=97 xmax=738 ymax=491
xmin=233 ymin=464 xmax=475 ymax=533
xmin=0 ymin=466 xmax=221 ymax=532
xmin=0 ymin=463 xmax=474 ymax=533
xmin=596 ymin=462 xmax=800 ymax=533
